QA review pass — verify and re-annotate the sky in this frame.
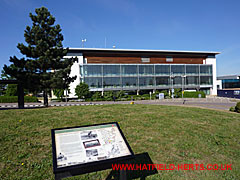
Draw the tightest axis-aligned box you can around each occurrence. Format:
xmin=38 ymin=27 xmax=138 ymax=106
xmin=0 ymin=0 xmax=240 ymax=76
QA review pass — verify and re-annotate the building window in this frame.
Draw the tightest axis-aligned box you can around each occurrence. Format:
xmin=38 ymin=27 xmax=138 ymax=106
xmin=83 ymin=65 xmax=102 ymax=76
xmin=156 ymin=77 xmax=169 ymax=86
xmin=103 ymin=65 xmax=120 ymax=76
xmin=81 ymin=64 xmax=213 ymax=90
xmin=122 ymin=77 xmax=137 ymax=87
xmin=155 ymin=65 xmax=170 ymax=75
xmin=186 ymin=76 xmax=199 ymax=86
xmin=139 ymin=77 xmax=154 ymax=87
xmin=186 ymin=65 xmax=199 ymax=75
xmin=85 ymin=77 xmax=102 ymax=88
xmin=141 ymin=57 xmax=150 ymax=63
xmin=139 ymin=65 xmax=154 ymax=75
xmin=166 ymin=56 xmax=173 ymax=62
xmin=103 ymin=77 xmax=121 ymax=88
xmin=171 ymin=65 xmax=185 ymax=75
xmin=121 ymin=65 xmax=138 ymax=76
xmin=200 ymin=65 xmax=212 ymax=75
xmin=200 ymin=76 xmax=212 ymax=85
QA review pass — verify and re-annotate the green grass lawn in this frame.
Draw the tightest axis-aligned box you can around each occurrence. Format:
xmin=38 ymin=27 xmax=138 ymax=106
xmin=0 ymin=105 xmax=239 ymax=180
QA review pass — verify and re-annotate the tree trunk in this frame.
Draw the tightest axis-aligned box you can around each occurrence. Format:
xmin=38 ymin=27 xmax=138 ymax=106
xmin=65 ymin=88 xmax=67 ymax=102
xmin=43 ymin=90 xmax=48 ymax=107
xmin=17 ymin=83 xmax=24 ymax=109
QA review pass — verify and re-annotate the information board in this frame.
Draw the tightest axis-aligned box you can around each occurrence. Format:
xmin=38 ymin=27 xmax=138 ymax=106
xmin=51 ymin=122 xmax=134 ymax=174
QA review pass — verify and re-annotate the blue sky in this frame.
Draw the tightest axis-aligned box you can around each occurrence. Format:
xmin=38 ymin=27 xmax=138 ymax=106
xmin=0 ymin=0 xmax=240 ymax=76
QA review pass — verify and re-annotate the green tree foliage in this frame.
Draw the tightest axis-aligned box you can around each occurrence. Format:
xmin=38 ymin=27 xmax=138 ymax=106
xmin=3 ymin=7 xmax=77 ymax=106
xmin=53 ymin=89 xmax=64 ymax=99
xmin=0 ymin=70 xmax=10 ymax=96
xmin=5 ymin=84 xmax=18 ymax=96
xmin=75 ymin=82 xmax=90 ymax=99
xmin=0 ymin=85 xmax=5 ymax=96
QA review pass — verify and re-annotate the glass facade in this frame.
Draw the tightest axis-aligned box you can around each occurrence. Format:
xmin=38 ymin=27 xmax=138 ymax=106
xmin=81 ymin=64 xmax=213 ymax=90
xmin=222 ymin=79 xmax=240 ymax=89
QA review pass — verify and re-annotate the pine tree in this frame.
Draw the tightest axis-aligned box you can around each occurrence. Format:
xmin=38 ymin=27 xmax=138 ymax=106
xmin=3 ymin=7 xmax=77 ymax=107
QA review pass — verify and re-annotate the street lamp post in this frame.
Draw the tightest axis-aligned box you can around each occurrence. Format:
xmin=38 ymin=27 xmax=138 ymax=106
xmin=181 ymin=75 xmax=186 ymax=98
xmin=170 ymin=73 xmax=175 ymax=99
xmin=82 ymin=39 xmax=87 ymax=48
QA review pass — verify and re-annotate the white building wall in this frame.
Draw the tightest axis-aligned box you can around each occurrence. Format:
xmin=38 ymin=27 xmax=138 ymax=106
xmin=205 ymin=57 xmax=217 ymax=95
xmin=65 ymin=55 xmax=84 ymax=98
xmin=216 ymin=80 xmax=222 ymax=90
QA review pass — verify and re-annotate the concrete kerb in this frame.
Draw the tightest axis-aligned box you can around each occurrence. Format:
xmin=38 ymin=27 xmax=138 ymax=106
xmin=0 ymin=103 xmax=103 ymax=109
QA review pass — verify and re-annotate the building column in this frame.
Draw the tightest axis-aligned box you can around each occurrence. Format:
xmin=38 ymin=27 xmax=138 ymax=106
xmin=66 ymin=55 xmax=83 ymax=98
xmin=206 ymin=57 xmax=217 ymax=95
xmin=137 ymin=90 xmax=139 ymax=95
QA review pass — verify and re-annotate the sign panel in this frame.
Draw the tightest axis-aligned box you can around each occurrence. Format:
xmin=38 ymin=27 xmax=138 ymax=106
xmin=51 ymin=122 xmax=134 ymax=173
xmin=159 ymin=93 xmax=164 ymax=100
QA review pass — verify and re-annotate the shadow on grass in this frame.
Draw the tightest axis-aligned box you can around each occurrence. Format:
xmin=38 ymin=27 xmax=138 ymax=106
xmin=106 ymin=152 xmax=158 ymax=180
xmin=0 ymin=106 xmax=46 ymax=110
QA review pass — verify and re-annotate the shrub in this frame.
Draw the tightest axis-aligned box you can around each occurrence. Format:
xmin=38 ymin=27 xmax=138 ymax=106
xmin=141 ymin=94 xmax=150 ymax=100
xmin=75 ymin=82 xmax=90 ymax=99
xmin=235 ymin=102 xmax=240 ymax=113
xmin=92 ymin=92 xmax=102 ymax=100
xmin=0 ymin=96 xmax=38 ymax=103
xmin=229 ymin=106 xmax=235 ymax=112
xmin=103 ymin=91 xmax=114 ymax=101
xmin=183 ymin=91 xmax=205 ymax=98
xmin=116 ymin=90 xmax=126 ymax=99
xmin=174 ymin=88 xmax=182 ymax=98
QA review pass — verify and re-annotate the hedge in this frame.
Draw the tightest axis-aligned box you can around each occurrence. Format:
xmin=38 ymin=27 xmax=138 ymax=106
xmin=235 ymin=102 xmax=240 ymax=113
xmin=183 ymin=91 xmax=206 ymax=98
xmin=0 ymin=96 xmax=38 ymax=103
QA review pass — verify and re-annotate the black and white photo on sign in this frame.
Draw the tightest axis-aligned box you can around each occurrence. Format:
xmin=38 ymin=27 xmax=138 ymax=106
xmin=110 ymin=144 xmax=120 ymax=156
xmin=81 ymin=131 xmax=98 ymax=140
xmin=83 ymin=139 xmax=101 ymax=149
xmin=57 ymin=152 xmax=67 ymax=162
xmin=86 ymin=149 xmax=98 ymax=157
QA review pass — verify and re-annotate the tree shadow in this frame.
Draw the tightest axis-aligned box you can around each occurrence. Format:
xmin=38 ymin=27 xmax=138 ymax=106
xmin=0 ymin=106 xmax=46 ymax=110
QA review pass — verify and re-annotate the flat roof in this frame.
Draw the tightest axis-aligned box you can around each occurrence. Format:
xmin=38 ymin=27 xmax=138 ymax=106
xmin=217 ymin=75 xmax=240 ymax=80
xmin=68 ymin=48 xmax=220 ymax=55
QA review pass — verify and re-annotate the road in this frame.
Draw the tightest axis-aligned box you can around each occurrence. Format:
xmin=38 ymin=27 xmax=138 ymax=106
xmin=0 ymin=97 xmax=239 ymax=111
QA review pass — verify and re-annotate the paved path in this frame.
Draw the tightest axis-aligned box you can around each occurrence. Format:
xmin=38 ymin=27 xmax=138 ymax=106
xmin=0 ymin=98 xmax=239 ymax=111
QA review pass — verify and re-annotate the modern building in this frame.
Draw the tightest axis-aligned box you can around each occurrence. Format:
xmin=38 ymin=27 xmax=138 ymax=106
xmin=217 ymin=75 xmax=240 ymax=99
xmin=217 ymin=75 xmax=240 ymax=89
xmin=65 ymin=48 xmax=220 ymax=98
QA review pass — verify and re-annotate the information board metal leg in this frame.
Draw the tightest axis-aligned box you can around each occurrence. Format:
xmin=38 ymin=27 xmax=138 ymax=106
xmin=119 ymin=169 xmax=127 ymax=180
xmin=55 ymin=174 xmax=61 ymax=180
